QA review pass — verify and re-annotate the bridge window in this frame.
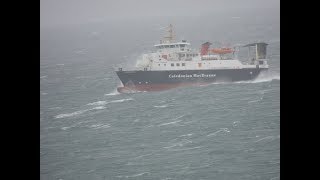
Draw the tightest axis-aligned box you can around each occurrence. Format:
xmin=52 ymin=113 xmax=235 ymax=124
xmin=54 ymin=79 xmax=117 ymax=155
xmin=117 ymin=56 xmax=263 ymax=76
xmin=180 ymin=44 xmax=185 ymax=48
xmin=170 ymin=45 xmax=175 ymax=48
xmin=165 ymin=45 xmax=170 ymax=48
xmin=182 ymin=63 xmax=185 ymax=66
xmin=176 ymin=63 xmax=180 ymax=66
xmin=171 ymin=63 xmax=174 ymax=66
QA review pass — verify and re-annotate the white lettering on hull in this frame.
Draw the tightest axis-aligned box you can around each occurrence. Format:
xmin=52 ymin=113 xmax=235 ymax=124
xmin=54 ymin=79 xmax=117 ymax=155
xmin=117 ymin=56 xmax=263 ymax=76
xmin=168 ymin=74 xmax=216 ymax=78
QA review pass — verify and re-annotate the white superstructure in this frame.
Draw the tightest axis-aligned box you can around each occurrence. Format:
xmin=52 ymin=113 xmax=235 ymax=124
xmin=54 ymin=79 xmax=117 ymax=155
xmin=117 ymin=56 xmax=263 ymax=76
xmin=134 ymin=24 xmax=269 ymax=71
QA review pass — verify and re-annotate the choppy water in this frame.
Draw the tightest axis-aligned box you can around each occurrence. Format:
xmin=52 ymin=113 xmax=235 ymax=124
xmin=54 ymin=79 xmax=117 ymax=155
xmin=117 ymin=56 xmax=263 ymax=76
xmin=41 ymin=16 xmax=279 ymax=180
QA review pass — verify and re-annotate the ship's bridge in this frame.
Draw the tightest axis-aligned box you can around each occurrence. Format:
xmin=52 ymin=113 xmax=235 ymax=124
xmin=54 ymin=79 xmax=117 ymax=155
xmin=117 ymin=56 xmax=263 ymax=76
xmin=154 ymin=41 xmax=191 ymax=52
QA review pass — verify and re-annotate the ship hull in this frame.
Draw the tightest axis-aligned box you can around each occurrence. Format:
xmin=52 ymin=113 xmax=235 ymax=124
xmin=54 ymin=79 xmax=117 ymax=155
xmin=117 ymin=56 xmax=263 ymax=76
xmin=116 ymin=68 xmax=267 ymax=93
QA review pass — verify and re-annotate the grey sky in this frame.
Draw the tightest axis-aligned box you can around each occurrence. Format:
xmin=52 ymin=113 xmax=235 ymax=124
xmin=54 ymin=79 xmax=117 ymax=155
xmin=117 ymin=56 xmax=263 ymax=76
xmin=41 ymin=0 xmax=279 ymax=28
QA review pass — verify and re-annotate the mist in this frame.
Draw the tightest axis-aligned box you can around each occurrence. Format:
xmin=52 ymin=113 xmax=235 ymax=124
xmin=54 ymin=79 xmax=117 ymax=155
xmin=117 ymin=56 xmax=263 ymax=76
xmin=41 ymin=0 xmax=279 ymax=28
xmin=41 ymin=0 xmax=279 ymax=69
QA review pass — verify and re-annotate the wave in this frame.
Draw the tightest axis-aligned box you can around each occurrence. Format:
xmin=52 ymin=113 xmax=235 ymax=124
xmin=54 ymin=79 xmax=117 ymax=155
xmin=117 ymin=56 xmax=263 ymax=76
xmin=87 ymin=101 xmax=107 ymax=106
xmin=92 ymin=106 xmax=106 ymax=110
xmin=179 ymin=133 xmax=193 ymax=137
xmin=207 ymin=128 xmax=230 ymax=136
xmin=61 ymin=126 xmax=72 ymax=130
xmin=248 ymin=93 xmax=265 ymax=103
xmin=89 ymin=123 xmax=110 ymax=129
xmin=87 ymin=98 xmax=133 ymax=106
xmin=259 ymin=89 xmax=273 ymax=94
xmin=163 ymin=139 xmax=192 ymax=149
xmin=49 ymin=107 xmax=62 ymax=110
xmin=205 ymin=73 xmax=279 ymax=86
xmin=167 ymin=146 xmax=203 ymax=152
xmin=252 ymin=74 xmax=280 ymax=83
xmin=56 ymin=64 xmax=64 ymax=66
xmin=234 ymin=73 xmax=280 ymax=84
xmin=117 ymin=172 xmax=150 ymax=178
xmin=158 ymin=115 xmax=185 ymax=127
xmin=232 ymin=121 xmax=240 ymax=127
xmin=40 ymin=75 xmax=47 ymax=79
xmin=131 ymin=153 xmax=154 ymax=160
xmin=254 ymin=135 xmax=279 ymax=143
xmin=75 ymin=76 xmax=90 ymax=79
xmin=104 ymin=90 xmax=120 ymax=96
xmin=55 ymin=106 xmax=106 ymax=119
xmin=110 ymin=98 xmax=133 ymax=103
xmin=56 ymin=109 xmax=87 ymax=119
xmin=248 ymin=98 xmax=262 ymax=104
xmin=154 ymin=104 xmax=172 ymax=108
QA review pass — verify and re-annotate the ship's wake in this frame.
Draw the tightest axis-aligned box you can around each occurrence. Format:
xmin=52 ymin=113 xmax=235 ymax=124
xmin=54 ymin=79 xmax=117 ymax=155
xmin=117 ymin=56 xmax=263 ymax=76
xmin=211 ymin=71 xmax=280 ymax=85
xmin=242 ymin=71 xmax=280 ymax=84
xmin=104 ymin=88 xmax=121 ymax=96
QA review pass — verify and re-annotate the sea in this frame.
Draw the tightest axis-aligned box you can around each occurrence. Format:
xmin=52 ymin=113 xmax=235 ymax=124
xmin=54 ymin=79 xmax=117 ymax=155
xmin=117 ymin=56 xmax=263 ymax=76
xmin=41 ymin=14 xmax=280 ymax=180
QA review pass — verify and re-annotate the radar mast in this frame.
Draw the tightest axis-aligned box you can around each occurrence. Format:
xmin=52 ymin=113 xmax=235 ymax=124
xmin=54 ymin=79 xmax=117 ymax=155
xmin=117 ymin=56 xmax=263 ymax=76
xmin=163 ymin=24 xmax=175 ymax=43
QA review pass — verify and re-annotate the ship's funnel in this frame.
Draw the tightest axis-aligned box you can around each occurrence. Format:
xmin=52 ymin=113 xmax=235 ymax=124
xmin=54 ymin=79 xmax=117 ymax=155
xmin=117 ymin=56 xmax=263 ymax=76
xmin=200 ymin=42 xmax=212 ymax=56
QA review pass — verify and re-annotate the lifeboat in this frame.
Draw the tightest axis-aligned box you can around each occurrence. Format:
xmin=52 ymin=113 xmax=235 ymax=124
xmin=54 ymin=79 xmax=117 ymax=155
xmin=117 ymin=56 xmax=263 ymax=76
xmin=210 ymin=47 xmax=235 ymax=54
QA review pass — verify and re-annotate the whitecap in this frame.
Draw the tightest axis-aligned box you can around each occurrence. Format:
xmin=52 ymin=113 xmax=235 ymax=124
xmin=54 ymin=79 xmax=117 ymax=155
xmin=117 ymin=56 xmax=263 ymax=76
xmin=87 ymin=101 xmax=107 ymax=106
xmin=233 ymin=121 xmax=240 ymax=127
xmin=89 ymin=123 xmax=110 ymax=129
xmin=91 ymin=106 xmax=106 ymax=110
xmin=254 ymin=136 xmax=274 ymax=143
xmin=158 ymin=120 xmax=183 ymax=126
xmin=167 ymin=146 xmax=203 ymax=152
xmin=104 ymin=90 xmax=120 ymax=96
xmin=40 ymin=76 xmax=47 ymax=79
xmin=133 ymin=119 xmax=140 ymax=122
xmin=248 ymin=99 xmax=261 ymax=104
xmin=270 ymin=176 xmax=280 ymax=180
xmin=61 ymin=127 xmax=71 ymax=130
xmin=55 ymin=109 xmax=88 ymax=119
xmin=253 ymin=75 xmax=280 ymax=83
xmin=132 ymin=153 xmax=153 ymax=160
xmin=259 ymin=89 xmax=273 ymax=94
xmin=75 ymin=76 xmax=90 ymax=79
xmin=179 ymin=133 xmax=193 ymax=137
xmin=163 ymin=139 xmax=192 ymax=149
xmin=158 ymin=115 xmax=185 ymax=127
xmin=117 ymin=172 xmax=150 ymax=178
xmin=55 ymin=106 xmax=106 ymax=119
xmin=109 ymin=98 xmax=133 ymax=103
xmin=232 ymin=72 xmax=280 ymax=84
xmin=154 ymin=104 xmax=170 ymax=108
xmin=49 ymin=107 xmax=62 ymax=110
xmin=207 ymin=128 xmax=230 ymax=136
